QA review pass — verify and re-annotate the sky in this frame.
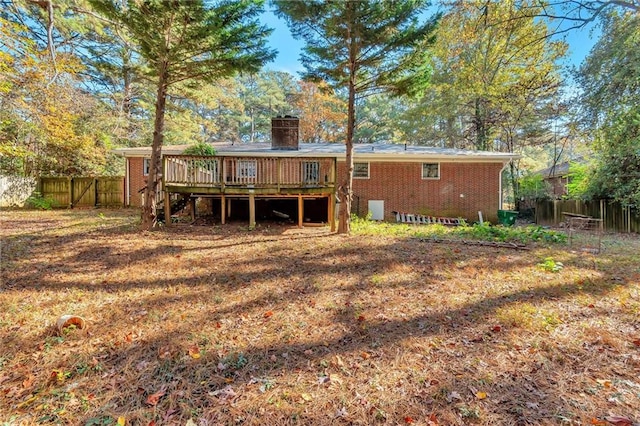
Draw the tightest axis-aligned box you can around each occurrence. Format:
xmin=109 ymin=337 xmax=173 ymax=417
xmin=261 ymin=8 xmax=601 ymax=78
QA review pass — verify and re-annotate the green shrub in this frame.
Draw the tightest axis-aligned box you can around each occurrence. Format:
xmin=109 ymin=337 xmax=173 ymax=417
xmin=25 ymin=192 xmax=57 ymax=210
xmin=352 ymin=217 xmax=567 ymax=245
xmin=182 ymin=142 xmax=216 ymax=156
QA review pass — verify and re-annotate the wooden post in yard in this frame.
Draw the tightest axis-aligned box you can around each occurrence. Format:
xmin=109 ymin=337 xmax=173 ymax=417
xmin=330 ymin=194 xmax=337 ymax=232
xmin=164 ymin=190 xmax=171 ymax=227
xmin=190 ymin=197 xmax=196 ymax=222
xmin=221 ymin=195 xmax=226 ymax=225
xmin=249 ymin=192 xmax=256 ymax=230
xmin=298 ymin=195 xmax=303 ymax=228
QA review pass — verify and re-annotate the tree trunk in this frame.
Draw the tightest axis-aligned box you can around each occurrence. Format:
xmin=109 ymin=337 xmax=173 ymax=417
xmin=141 ymin=61 xmax=168 ymax=230
xmin=338 ymin=12 xmax=357 ymax=235
xmin=474 ymin=97 xmax=488 ymax=151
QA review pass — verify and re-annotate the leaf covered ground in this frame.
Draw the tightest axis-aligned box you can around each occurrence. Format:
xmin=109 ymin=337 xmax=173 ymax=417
xmin=1 ymin=210 xmax=639 ymax=425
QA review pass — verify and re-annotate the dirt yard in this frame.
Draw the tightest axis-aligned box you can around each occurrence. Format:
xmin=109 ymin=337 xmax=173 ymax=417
xmin=1 ymin=209 xmax=639 ymax=425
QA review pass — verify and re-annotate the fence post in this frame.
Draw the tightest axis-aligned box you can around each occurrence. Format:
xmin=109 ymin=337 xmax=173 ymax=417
xmin=68 ymin=177 xmax=73 ymax=208
xmin=553 ymin=200 xmax=558 ymax=225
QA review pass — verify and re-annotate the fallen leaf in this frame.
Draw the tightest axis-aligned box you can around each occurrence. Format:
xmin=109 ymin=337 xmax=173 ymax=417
xmin=264 ymin=311 xmax=273 ymax=318
xmin=475 ymin=391 xmax=487 ymax=399
xmin=596 ymin=379 xmax=612 ymax=388
xmin=604 ymin=416 xmax=633 ymax=426
xmin=145 ymin=389 xmax=166 ymax=406
xmin=117 ymin=417 xmax=126 ymax=426
xmin=185 ymin=420 xmax=197 ymax=426
xmin=427 ymin=412 xmax=439 ymax=425
xmin=357 ymin=315 xmax=365 ymax=322
xmin=591 ymin=418 xmax=607 ymax=425
xmin=158 ymin=346 xmax=172 ymax=359
xmin=360 ymin=352 xmax=370 ymax=360
xmin=404 ymin=416 xmax=414 ymax=424
xmin=632 ymin=339 xmax=640 ymax=347
xmin=147 ymin=421 xmax=156 ymax=426
xmin=300 ymin=393 xmax=313 ymax=402
xmin=209 ymin=386 xmax=237 ymax=403
xmin=188 ymin=345 xmax=201 ymax=359
xmin=22 ymin=375 xmax=34 ymax=389
xmin=125 ymin=333 xmax=133 ymax=343
xmin=492 ymin=325 xmax=502 ymax=332
xmin=447 ymin=391 xmax=462 ymax=402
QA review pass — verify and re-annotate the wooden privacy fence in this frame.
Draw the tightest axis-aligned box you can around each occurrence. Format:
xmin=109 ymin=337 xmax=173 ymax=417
xmin=536 ymin=199 xmax=639 ymax=233
xmin=39 ymin=176 xmax=124 ymax=208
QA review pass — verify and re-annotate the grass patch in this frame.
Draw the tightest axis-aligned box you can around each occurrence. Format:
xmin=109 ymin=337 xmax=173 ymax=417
xmin=1 ymin=210 xmax=639 ymax=425
xmin=352 ymin=216 xmax=568 ymax=245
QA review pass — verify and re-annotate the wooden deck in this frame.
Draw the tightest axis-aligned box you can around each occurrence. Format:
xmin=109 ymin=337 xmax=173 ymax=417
xmin=161 ymin=155 xmax=337 ymax=229
xmin=163 ymin=155 xmax=336 ymax=195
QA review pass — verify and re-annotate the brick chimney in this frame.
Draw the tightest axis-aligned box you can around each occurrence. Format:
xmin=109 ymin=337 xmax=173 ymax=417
xmin=271 ymin=116 xmax=299 ymax=150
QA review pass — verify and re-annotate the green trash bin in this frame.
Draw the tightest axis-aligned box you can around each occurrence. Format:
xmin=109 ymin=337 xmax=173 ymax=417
xmin=497 ymin=210 xmax=518 ymax=226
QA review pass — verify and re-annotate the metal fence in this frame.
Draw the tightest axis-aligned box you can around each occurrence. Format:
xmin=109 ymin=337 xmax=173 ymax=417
xmin=536 ymin=199 xmax=639 ymax=233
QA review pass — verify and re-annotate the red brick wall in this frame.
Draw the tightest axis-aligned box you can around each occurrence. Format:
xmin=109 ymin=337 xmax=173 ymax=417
xmin=338 ymin=161 xmax=504 ymax=223
xmin=128 ymin=157 xmax=147 ymax=207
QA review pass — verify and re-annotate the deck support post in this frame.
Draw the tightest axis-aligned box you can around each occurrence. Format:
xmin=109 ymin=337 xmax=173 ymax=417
xmin=163 ymin=190 xmax=171 ymax=227
xmin=330 ymin=193 xmax=336 ymax=232
xmin=298 ymin=195 xmax=303 ymax=228
xmin=249 ymin=193 xmax=256 ymax=230
xmin=190 ymin=196 xmax=196 ymax=222
xmin=221 ymin=195 xmax=226 ymax=225
xmin=327 ymin=194 xmax=336 ymax=232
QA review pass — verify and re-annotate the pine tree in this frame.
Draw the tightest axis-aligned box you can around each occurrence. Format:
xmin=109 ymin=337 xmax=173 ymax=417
xmin=89 ymin=0 xmax=275 ymax=229
xmin=274 ymin=0 xmax=439 ymax=233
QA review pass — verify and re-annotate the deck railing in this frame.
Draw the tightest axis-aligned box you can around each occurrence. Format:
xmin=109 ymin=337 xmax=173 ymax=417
xmin=163 ymin=155 xmax=336 ymax=190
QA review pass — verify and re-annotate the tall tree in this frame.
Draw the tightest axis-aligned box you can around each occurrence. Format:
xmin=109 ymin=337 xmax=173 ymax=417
xmin=0 ymin=14 xmax=111 ymax=178
xmin=292 ymin=81 xmax=346 ymax=144
xmin=274 ymin=0 xmax=439 ymax=233
xmin=413 ymin=1 xmax=566 ymax=151
xmin=237 ymin=70 xmax=298 ymax=143
xmin=89 ymin=0 xmax=275 ymax=229
xmin=575 ymin=10 xmax=640 ymax=206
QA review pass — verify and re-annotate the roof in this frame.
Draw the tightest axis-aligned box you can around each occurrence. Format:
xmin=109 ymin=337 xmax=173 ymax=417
xmin=112 ymin=142 xmax=519 ymax=163
xmin=537 ymin=158 xmax=586 ymax=178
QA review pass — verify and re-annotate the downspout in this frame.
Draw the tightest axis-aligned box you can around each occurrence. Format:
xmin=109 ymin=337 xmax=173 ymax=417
xmin=498 ymin=160 xmax=510 ymax=210
xmin=125 ymin=157 xmax=130 ymax=207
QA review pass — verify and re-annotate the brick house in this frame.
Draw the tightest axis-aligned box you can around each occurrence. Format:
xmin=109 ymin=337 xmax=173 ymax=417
xmin=113 ymin=118 xmax=516 ymax=227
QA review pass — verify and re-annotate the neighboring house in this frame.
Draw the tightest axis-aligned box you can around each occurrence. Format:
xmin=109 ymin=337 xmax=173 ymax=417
xmin=113 ymin=118 xmax=517 ymax=227
xmin=537 ymin=161 xmax=571 ymax=198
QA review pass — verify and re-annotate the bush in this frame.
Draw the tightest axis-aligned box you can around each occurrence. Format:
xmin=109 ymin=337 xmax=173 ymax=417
xmin=182 ymin=142 xmax=216 ymax=156
xmin=25 ymin=192 xmax=57 ymax=210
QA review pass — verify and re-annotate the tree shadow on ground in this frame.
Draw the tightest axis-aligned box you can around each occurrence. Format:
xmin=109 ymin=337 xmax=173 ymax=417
xmin=1 ymin=213 xmax=638 ymax=425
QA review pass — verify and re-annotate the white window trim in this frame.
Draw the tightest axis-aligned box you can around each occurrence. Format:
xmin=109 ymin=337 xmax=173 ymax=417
xmin=421 ymin=162 xmax=440 ymax=180
xmin=353 ymin=162 xmax=370 ymax=179
xmin=143 ymin=158 xmax=150 ymax=176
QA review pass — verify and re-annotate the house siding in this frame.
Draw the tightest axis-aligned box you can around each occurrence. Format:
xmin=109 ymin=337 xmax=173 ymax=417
xmin=124 ymin=155 xmax=506 ymax=223
xmin=338 ymin=161 xmax=504 ymax=223
xmin=128 ymin=157 xmax=147 ymax=207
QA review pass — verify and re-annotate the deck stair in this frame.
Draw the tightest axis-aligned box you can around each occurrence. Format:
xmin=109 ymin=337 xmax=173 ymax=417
xmin=157 ymin=194 xmax=190 ymax=222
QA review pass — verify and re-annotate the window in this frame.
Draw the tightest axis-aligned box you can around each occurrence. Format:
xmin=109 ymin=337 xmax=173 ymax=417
xmin=237 ymin=159 xmax=257 ymax=180
xmin=143 ymin=158 xmax=150 ymax=176
xmin=422 ymin=162 xmax=440 ymax=179
xmin=353 ymin=162 xmax=370 ymax=179
xmin=301 ymin=161 xmax=320 ymax=184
